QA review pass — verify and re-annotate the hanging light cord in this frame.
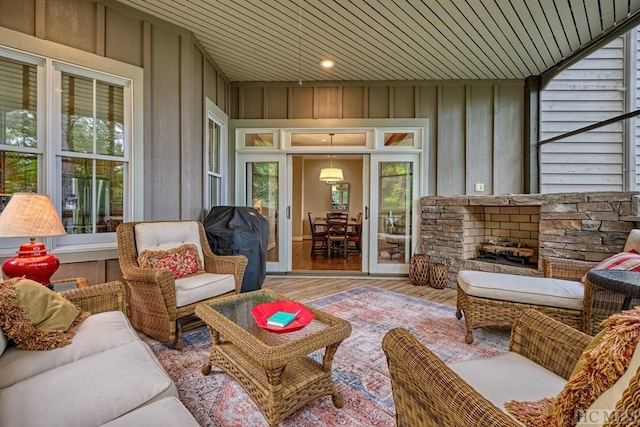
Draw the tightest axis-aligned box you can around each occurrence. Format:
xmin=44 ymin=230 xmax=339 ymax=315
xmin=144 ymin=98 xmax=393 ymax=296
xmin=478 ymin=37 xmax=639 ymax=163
xmin=329 ymin=133 xmax=334 ymax=167
xmin=298 ymin=0 xmax=303 ymax=85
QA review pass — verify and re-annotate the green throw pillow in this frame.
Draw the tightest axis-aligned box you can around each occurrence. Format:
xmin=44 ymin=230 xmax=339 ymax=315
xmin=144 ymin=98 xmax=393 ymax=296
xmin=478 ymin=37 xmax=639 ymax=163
xmin=13 ymin=279 xmax=79 ymax=331
xmin=0 ymin=278 xmax=90 ymax=350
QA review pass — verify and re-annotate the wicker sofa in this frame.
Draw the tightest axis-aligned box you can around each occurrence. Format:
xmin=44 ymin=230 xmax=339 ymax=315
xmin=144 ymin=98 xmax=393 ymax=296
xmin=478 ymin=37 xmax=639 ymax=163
xmin=382 ymin=309 xmax=640 ymax=426
xmin=0 ymin=281 xmax=199 ymax=426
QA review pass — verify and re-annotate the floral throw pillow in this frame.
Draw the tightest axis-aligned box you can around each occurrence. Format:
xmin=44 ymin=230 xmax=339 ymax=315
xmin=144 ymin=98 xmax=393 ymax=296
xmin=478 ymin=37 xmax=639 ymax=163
xmin=137 ymin=243 xmax=204 ymax=279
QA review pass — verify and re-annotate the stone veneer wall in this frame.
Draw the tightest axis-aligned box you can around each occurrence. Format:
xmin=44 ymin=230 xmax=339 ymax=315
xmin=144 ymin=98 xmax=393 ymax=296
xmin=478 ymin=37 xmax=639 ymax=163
xmin=420 ymin=192 xmax=640 ymax=288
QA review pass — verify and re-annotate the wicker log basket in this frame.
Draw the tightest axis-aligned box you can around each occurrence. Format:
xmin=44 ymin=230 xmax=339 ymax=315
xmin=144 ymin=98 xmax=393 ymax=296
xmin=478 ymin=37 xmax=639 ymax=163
xmin=409 ymin=254 xmax=429 ymax=286
xmin=429 ymin=262 xmax=448 ymax=289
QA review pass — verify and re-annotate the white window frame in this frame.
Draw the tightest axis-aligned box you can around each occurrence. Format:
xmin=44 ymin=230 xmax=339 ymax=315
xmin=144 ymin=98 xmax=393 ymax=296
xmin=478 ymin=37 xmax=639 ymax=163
xmin=205 ymin=97 xmax=228 ymax=209
xmin=0 ymin=34 xmax=143 ymax=258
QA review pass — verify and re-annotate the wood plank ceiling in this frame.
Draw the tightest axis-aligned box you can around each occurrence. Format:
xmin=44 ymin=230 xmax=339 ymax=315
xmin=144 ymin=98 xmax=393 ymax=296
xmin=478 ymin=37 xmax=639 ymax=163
xmin=121 ymin=0 xmax=640 ymax=82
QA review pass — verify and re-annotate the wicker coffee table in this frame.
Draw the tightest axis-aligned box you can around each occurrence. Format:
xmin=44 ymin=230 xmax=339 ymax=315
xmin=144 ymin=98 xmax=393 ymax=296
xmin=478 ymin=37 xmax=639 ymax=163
xmin=195 ymin=289 xmax=352 ymax=426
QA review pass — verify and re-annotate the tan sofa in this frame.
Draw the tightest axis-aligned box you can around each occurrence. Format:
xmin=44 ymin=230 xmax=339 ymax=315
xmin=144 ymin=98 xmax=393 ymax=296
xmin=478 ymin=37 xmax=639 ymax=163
xmin=0 ymin=281 xmax=199 ymax=426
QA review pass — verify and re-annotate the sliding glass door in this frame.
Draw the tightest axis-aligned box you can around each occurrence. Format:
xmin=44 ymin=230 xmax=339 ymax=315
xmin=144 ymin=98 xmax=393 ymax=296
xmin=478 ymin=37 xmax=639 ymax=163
xmin=236 ymin=154 xmax=290 ymax=272
xmin=368 ymin=153 xmax=420 ymax=274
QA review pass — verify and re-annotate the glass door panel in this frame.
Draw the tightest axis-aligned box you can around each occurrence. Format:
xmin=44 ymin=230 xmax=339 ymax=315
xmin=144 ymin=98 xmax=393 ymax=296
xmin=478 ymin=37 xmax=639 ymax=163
xmin=248 ymin=162 xmax=279 ymax=263
xmin=369 ymin=154 xmax=419 ymax=274
xmin=237 ymin=154 xmax=289 ymax=272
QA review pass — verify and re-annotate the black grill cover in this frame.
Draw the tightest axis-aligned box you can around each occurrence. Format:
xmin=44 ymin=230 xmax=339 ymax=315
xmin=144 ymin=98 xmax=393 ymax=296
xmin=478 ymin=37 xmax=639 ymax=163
xmin=203 ymin=206 xmax=269 ymax=292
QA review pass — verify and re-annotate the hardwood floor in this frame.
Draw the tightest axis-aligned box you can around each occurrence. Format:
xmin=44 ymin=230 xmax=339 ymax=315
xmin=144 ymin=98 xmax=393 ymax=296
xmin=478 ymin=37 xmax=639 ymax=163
xmin=291 ymin=241 xmax=362 ymax=271
xmin=262 ymin=276 xmax=456 ymax=307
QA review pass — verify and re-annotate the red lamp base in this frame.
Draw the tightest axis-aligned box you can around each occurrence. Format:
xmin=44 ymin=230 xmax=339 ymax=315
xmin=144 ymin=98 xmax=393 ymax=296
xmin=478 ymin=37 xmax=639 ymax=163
xmin=2 ymin=241 xmax=60 ymax=287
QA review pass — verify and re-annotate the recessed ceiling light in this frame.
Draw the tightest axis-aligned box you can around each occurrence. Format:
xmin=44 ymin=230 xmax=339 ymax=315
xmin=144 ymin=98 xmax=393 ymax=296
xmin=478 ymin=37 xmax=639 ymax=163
xmin=319 ymin=59 xmax=335 ymax=69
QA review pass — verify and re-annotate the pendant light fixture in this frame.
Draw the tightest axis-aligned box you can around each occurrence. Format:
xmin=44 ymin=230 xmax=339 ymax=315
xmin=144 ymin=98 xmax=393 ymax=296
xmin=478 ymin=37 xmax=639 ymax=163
xmin=319 ymin=133 xmax=343 ymax=184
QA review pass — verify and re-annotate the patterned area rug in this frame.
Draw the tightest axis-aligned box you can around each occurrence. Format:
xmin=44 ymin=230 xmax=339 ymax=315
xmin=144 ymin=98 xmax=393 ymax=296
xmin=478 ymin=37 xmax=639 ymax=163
xmin=148 ymin=286 xmax=509 ymax=426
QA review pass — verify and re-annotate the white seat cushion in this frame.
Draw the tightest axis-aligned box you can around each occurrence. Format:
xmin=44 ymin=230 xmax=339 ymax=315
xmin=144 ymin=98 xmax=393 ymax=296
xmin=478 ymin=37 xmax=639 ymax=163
xmin=0 ymin=340 xmax=177 ymax=427
xmin=449 ymin=351 xmax=566 ymax=420
xmin=135 ymin=221 xmax=205 ymax=264
xmin=458 ymin=270 xmax=584 ymax=310
xmin=174 ymin=272 xmax=235 ymax=307
xmin=100 ymin=397 xmax=199 ymax=427
xmin=0 ymin=311 xmax=139 ymax=388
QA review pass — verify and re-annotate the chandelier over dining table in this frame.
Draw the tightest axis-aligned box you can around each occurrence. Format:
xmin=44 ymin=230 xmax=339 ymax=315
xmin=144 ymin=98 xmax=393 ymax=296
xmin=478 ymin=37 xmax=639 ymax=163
xmin=319 ymin=133 xmax=343 ymax=185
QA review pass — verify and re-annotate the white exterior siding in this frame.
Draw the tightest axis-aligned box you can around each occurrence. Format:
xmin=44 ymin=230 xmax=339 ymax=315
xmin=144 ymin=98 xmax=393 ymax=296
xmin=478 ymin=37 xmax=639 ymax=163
xmin=540 ymin=37 xmax=626 ymax=193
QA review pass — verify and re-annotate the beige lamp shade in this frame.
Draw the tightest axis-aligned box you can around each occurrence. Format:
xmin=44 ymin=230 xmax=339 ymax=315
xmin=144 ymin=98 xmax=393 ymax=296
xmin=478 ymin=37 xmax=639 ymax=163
xmin=0 ymin=193 xmax=66 ymax=238
xmin=319 ymin=167 xmax=344 ymax=183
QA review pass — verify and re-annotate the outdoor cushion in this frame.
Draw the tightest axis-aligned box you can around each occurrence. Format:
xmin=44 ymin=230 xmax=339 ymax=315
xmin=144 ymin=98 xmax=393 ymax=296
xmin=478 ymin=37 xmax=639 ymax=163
xmin=0 ymin=280 xmax=87 ymax=351
xmin=0 ymin=311 xmax=139 ymax=388
xmin=588 ymin=251 xmax=640 ymax=272
xmin=13 ymin=279 xmax=80 ymax=330
xmin=578 ymin=343 xmax=640 ymax=426
xmin=174 ymin=272 xmax=235 ymax=307
xmin=458 ymin=270 xmax=584 ymax=310
xmin=449 ymin=351 xmax=566 ymax=418
xmin=623 ymin=229 xmax=640 ymax=253
xmin=134 ymin=221 xmax=205 ymax=265
xmin=100 ymin=397 xmax=200 ymax=427
xmin=137 ymin=243 xmax=204 ymax=279
xmin=0 ymin=340 xmax=176 ymax=427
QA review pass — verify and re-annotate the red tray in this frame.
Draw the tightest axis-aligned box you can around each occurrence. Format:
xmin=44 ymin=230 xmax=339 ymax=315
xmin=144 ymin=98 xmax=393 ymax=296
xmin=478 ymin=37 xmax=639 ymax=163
xmin=250 ymin=300 xmax=315 ymax=333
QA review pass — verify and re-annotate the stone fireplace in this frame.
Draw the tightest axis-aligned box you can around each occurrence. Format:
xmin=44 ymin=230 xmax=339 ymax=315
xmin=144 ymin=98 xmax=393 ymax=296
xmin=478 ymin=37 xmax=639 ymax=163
xmin=420 ymin=192 xmax=640 ymax=288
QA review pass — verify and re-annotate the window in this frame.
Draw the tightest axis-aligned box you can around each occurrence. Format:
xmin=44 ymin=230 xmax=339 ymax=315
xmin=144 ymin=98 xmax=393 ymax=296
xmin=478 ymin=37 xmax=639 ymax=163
xmin=205 ymin=98 xmax=228 ymax=209
xmin=0 ymin=56 xmax=40 ymax=203
xmin=0 ymin=46 xmax=140 ymax=253
xmin=59 ymin=70 xmax=126 ymax=234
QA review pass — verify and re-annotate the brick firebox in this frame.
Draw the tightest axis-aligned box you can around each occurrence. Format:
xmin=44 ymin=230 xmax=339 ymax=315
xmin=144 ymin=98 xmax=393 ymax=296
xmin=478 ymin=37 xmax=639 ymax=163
xmin=420 ymin=192 xmax=640 ymax=288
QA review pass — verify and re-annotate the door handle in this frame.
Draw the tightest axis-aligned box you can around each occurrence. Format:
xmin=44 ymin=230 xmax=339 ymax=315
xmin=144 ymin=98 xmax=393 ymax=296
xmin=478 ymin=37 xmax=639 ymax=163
xmin=286 ymin=206 xmax=291 ymax=219
xmin=365 ymin=206 xmax=369 ymax=219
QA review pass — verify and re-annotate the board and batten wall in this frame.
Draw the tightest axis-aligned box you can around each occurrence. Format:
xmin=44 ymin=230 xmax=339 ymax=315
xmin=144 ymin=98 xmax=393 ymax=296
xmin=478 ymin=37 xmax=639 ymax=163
xmin=0 ymin=0 xmax=230 ymax=283
xmin=230 ymin=81 xmax=525 ymax=197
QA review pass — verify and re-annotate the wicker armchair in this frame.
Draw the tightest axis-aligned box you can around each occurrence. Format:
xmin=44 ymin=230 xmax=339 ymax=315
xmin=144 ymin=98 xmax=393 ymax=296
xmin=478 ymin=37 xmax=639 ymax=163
xmin=383 ymin=309 xmax=593 ymax=426
xmin=117 ymin=220 xmax=248 ymax=349
xmin=543 ymin=252 xmax=640 ymax=335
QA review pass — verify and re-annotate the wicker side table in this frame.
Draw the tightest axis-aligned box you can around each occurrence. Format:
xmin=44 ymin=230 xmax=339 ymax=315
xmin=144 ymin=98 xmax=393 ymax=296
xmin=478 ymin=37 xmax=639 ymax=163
xmin=195 ymin=289 xmax=352 ymax=427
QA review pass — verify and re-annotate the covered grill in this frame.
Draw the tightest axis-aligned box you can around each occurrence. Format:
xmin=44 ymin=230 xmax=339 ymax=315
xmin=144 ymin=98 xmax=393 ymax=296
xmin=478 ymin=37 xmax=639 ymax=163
xmin=203 ymin=206 xmax=269 ymax=292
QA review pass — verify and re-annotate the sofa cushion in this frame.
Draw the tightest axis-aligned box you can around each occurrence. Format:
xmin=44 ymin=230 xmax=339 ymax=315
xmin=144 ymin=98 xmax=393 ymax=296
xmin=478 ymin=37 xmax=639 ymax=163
xmin=0 ymin=280 xmax=88 ymax=351
xmin=135 ymin=221 xmax=205 ymax=266
xmin=577 ymin=343 xmax=640 ymax=426
xmin=449 ymin=351 xmax=566 ymax=419
xmin=457 ymin=270 xmax=584 ymax=310
xmin=175 ymin=272 xmax=235 ymax=307
xmin=13 ymin=279 xmax=80 ymax=330
xmin=0 ymin=340 xmax=177 ymax=427
xmin=0 ymin=311 xmax=139 ymax=388
xmin=138 ymin=243 xmax=204 ymax=279
xmin=100 ymin=397 xmax=199 ymax=427
xmin=552 ymin=307 xmax=640 ymax=426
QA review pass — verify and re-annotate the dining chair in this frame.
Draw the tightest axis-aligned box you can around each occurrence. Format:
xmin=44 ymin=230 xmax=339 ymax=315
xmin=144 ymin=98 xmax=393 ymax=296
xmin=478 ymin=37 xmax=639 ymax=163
xmin=308 ymin=212 xmax=328 ymax=257
xmin=347 ymin=212 xmax=362 ymax=254
xmin=326 ymin=212 xmax=349 ymax=259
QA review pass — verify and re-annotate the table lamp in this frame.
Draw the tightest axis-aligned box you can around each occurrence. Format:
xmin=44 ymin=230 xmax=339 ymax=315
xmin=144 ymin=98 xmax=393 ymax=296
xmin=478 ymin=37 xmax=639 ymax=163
xmin=0 ymin=193 xmax=67 ymax=287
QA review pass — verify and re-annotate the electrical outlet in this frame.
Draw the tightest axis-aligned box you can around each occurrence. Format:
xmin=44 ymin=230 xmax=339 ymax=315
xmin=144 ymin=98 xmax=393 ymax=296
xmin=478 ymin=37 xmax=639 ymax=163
xmin=474 ymin=183 xmax=484 ymax=192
